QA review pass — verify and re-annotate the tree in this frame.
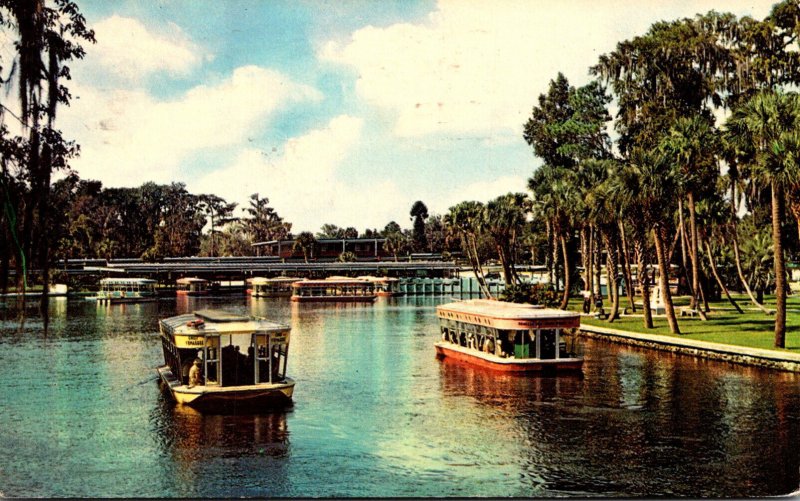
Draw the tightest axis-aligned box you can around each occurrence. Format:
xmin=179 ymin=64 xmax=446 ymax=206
xmin=445 ymin=201 xmax=492 ymax=298
xmin=243 ymin=193 xmax=291 ymax=243
xmin=383 ymin=230 xmax=407 ymax=262
xmin=292 ymin=232 xmax=316 ymax=263
xmin=725 ymin=89 xmax=800 ymax=348
xmin=198 ymin=194 xmax=238 ymax=257
xmin=485 ymin=193 xmax=528 ymax=285
xmin=410 ymin=201 xmax=429 ymax=252
xmin=0 ymin=0 xmax=94 ymax=314
xmin=660 ymin=114 xmax=719 ymax=319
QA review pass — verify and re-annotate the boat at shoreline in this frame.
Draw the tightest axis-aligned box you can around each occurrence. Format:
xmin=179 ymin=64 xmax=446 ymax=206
xmin=91 ymin=277 xmax=158 ymax=303
xmin=435 ymin=299 xmax=583 ymax=373
xmin=290 ymin=277 xmax=377 ymax=303
xmin=157 ymin=309 xmax=295 ymax=412
xmin=176 ymin=277 xmax=209 ymax=296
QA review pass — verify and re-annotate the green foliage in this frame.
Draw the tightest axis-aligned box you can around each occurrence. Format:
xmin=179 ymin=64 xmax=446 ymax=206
xmin=499 ymin=283 xmax=558 ymax=307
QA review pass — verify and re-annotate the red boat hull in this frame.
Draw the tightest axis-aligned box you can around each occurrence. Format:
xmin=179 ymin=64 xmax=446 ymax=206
xmin=435 ymin=343 xmax=582 ymax=373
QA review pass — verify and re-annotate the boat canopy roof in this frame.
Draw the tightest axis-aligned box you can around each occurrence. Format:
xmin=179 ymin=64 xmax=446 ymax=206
xmin=437 ymin=299 xmax=579 ymax=322
xmin=356 ymin=276 xmax=399 ymax=283
xmin=160 ymin=309 xmax=288 ymax=336
xmin=100 ymin=277 xmax=156 ymax=284
xmin=293 ymin=278 xmax=372 ymax=287
xmin=250 ymin=276 xmax=301 ymax=284
xmin=176 ymin=277 xmax=207 ymax=284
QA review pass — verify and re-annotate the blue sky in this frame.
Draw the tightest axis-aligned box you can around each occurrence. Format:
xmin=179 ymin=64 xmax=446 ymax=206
xmin=59 ymin=0 xmax=774 ymax=233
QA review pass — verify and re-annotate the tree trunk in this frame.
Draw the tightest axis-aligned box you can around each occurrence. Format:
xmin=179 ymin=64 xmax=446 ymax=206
xmin=618 ymin=220 xmax=636 ymax=313
xmin=772 ymin=181 xmax=786 ymax=348
xmin=653 ymin=226 xmax=680 ymax=334
xmin=705 ymin=240 xmax=743 ymax=313
xmin=635 ymin=236 xmax=653 ymax=329
xmin=559 ymin=233 xmax=570 ymax=310
xmin=594 ymin=227 xmax=603 ymax=310
xmin=469 ymin=234 xmax=492 ymax=298
xmin=678 ymin=198 xmax=693 ymax=302
xmin=732 ymin=233 xmax=771 ymax=314
xmin=545 ymin=219 xmax=554 ymax=287
xmin=687 ymin=192 xmax=707 ymax=320
xmin=586 ymin=225 xmax=594 ymax=298
xmin=603 ymin=230 xmax=620 ymax=322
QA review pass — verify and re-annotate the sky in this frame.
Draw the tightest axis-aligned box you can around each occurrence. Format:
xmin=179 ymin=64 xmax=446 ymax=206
xmin=54 ymin=0 xmax=775 ymax=233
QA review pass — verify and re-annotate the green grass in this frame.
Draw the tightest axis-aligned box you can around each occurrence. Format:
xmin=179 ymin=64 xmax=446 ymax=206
xmin=571 ymin=293 xmax=800 ymax=353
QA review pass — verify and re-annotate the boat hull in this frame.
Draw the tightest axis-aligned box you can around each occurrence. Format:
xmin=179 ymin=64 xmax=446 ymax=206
xmin=434 ymin=342 xmax=583 ymax=373
xmin=157 ymin=366 xmax=294 ymax=413
xmin=176 ymin=290 xmax=209 ymax=297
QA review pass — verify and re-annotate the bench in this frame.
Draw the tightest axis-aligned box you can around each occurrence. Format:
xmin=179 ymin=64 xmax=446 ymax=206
xmin=680 ymin=307 xmax=698 ymax=317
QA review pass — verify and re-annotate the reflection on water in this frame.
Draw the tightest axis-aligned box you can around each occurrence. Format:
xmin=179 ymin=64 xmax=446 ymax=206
xmin=0 ymin=296 xmax=798 ymax=497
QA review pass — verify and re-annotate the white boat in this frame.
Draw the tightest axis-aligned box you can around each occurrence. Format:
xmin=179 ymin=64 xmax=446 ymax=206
xmin=435 ymin=299 xmax=583 ymax=373
xmin=157 ymin=309 xmax=295 ymax=412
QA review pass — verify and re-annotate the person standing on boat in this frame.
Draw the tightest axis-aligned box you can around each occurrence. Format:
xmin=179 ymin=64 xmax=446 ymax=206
xmin=188 ymin=358 xmax=203 ymax=388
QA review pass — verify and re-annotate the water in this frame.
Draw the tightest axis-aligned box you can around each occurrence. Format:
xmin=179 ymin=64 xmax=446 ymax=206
xmin=0 ymin=296 xmax=798 ymax=497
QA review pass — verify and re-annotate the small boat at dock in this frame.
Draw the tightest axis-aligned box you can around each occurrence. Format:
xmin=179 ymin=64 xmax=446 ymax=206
xmin=357 ymin=276 xmax=401 ymax=297
xmin=291 ymin=277 xmax=377 ymax=303
xmin=157 ymin=309 xmax=295 ymax=412
xmin=92 ymin=278 xmax=157 ymax=303
xmin=176 ymin=277 xmax=209 ymax=296
xmin=435 ymin=299 xmax=583 ymax=373
xmin=248 ymin=277 xmax=301 ymax=297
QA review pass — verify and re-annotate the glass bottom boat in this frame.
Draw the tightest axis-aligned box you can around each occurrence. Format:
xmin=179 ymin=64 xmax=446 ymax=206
xmin=157 ymin=309 xmax=295 ymax=412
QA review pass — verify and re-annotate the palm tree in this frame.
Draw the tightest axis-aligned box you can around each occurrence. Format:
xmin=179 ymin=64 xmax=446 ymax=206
xmin=725 ymin=90 xmax=800 ymax=348
xmin=661 ymin=114 xmax=718 ymax=320
xmin=485 ymin=193 xmax=528 ymax=285
xmin=617 ymin=148 xmax=682 ymax=334
xmin=293 ymin=232 xmax=316 ymax=263
xmin=445 ymin=201 xmax=492 ymax=298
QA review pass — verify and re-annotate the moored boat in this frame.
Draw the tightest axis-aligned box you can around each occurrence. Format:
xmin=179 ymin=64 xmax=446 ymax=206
xmin=176 ymin=277 xmax=209 ymax=296
xmin=92 ymin=277 xmax=157 ymax=303
xmin=291 ymin=277 xmax=377 ymax=303
xmin=157 ymin=309 xmax=295 ymax=412
xmin=249 ymin=277 xmax=301 ymax=297
xmin=435 ymin=299 xmax=582 ymax=373
xmin=357 ymin=276 xmax=401 ymax=297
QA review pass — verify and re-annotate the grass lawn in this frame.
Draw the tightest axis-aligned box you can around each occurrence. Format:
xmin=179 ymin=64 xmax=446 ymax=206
xmin=572 ymin=293 xmax=800 ymax=353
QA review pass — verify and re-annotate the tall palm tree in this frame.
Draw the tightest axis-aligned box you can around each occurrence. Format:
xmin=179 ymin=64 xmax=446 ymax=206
xmin=485 ymin=193 xmax=528 ymax=285
xmin=661 ymin=114 xmax=719 ymax=320
xmin=617 ymin=148 xmax=682 ymax=334
xmin=445 ymin=201 xmax=492 ymax=298
xmin=725 ymin=90 xmax=800 ymax=348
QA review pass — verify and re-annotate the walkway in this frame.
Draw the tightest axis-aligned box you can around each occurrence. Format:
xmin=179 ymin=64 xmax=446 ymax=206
xmin=580 ymin=323 xmax=800 ymax=373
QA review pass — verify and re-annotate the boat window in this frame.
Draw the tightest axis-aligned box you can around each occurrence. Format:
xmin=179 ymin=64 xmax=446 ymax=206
xmin=254 ymin=334 xmax=270 ymax=384
xmin=539 ymin=329 xmax=557 ymax=359
xmin=205 ymin=338 xmax=220 ymax=385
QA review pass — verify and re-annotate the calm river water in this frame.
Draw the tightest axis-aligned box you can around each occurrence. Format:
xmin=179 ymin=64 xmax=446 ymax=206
xmin=0 ymin=296 xmax=798 ymax=497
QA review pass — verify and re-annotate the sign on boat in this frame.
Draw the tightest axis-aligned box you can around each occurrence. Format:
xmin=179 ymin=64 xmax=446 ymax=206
xmin=157 ymin=309 xmax=295 ymax=412
xmin=435 ymin=299 xmax=583 ymax=373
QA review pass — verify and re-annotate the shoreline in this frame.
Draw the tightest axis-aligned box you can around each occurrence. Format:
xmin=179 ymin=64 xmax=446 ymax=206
xmin=580 ymin=324 xmax=800 ymax=373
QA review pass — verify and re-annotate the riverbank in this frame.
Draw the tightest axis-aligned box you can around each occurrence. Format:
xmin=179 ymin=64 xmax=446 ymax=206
xmin=580 ymin=322 xmax=800 ymax=373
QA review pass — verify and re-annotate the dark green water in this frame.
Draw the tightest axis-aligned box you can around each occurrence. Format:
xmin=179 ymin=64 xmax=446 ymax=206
xmin=0 ymin=296 xmax=798 ymax=497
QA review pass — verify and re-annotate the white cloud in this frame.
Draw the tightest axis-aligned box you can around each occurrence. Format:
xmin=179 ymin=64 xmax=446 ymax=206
xmin=61 ymin=65 xmax=322 ymax=185
xmin=88 ymin=15 xmax=205 ymax=83
xmin=432 ymin=174 xmax=529 ymax=215
xmin=191 ymin=115 xmax=407 ymax=232
xmin=321 ymin=0 xmax=774 ymax=138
